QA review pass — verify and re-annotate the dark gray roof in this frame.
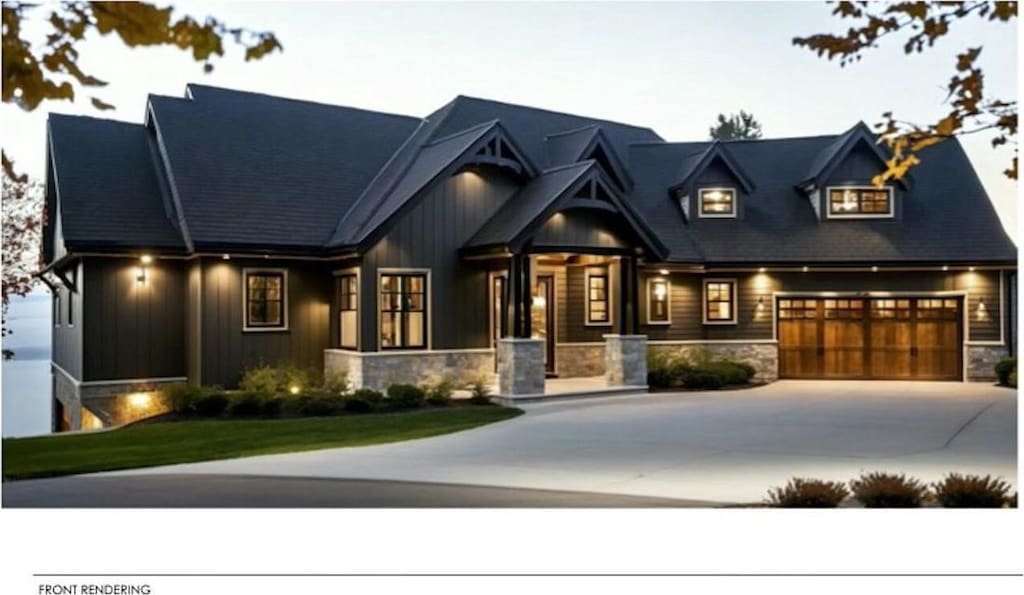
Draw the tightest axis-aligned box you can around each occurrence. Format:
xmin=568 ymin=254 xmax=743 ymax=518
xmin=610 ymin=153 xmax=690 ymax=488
xmin=45 ymin=85 xmax=1015 ymax=265
xmin=670 ymin=141 xmax=754 ymax=194
xmin=47 ymin=114 xmax=185 ymax=251
xmin=147 ymin=84 xmax=420 ymax=251
xmin=631 ymin=135 xmax=1016 ymax=264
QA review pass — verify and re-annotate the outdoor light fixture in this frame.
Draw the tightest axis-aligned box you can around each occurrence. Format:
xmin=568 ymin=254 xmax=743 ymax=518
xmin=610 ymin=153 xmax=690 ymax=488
xmin=222 ymin=254 xmax=231 ymax=260
xmin=758 ymin=267 xmax=766 ymax=273
xmin=871 ymin=266 xmax=879 ymax=272
xmin=802 ymin=266 xmax=809 ymax=273
xmin=969 ymin=266 xmax=977 ymax=272
xmin=289 ymin=385 xmax=301 ymax=395
xmin=137 ymin=254 xmax=152 ymax=283
xmin=127 ymin=392 xmax=152 ymax=409
xmin=942 ymin=265 xmax=949 ymax=271
xmin=977 ymin=299 xmax=988 ymax=320
xmin=659 ymin=269 xmax=669 ymax=276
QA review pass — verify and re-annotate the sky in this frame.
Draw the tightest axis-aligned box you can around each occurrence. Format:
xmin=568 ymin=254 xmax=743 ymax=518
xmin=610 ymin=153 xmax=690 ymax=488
xmin=0 ymin=0 xmax=1019 ymax=354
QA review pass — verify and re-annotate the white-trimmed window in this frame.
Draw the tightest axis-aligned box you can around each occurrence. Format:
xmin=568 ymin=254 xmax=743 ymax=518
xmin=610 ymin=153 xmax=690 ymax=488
xmin=703 ymin=278 xmax=737 ymax=324
xmin=336 ymin=272 xmax=358 ymax=349
xmin=585 ymin=267 xmax=612 ymax=326
xmin=243 ymin=268 xmax=288 ymax=331
xmin=379 ymin=270 xmax=428 ymax=350
xmin=826 ymin=186 xmax=893 ymax=218
xmin=647 ymin=276 xmax=671 ymax=325
xmin=698 ymin=187 xmax=736 ymax=218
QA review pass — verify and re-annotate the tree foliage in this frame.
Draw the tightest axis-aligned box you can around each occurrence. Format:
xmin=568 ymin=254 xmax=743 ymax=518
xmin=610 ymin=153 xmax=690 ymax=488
xmin=793 ymin=1 xmax=1018 ymax=185
xmin=2 ymin=169 xmax=44 ymax=342
xmin=1 ymin=1 xmax=282 ymax=339
xmin=709 ymin=110 xmax=763 ymax=140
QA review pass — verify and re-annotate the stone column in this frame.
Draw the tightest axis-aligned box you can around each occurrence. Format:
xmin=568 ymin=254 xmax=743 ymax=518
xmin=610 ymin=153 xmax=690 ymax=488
xmin=604 ymin=334 xmax=648 ymax=387
xmin=497 ymin=337 xmax=545 ymax=395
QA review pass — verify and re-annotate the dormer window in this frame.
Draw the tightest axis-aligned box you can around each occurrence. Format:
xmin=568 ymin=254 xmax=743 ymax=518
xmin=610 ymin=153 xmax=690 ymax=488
xmin=826 ymin=186 xmax=893 ymax=218
xmin=698 ymin=187 xmax=736 ymax=218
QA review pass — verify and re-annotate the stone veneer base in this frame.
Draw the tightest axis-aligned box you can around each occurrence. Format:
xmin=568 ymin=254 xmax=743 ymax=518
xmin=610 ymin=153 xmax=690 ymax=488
xmin=604 ymin=334 xmax=648 ymax=387
xmin=966 ymin=344 xmax=1010 ymax=381
xmin=52 ymin=366 xmax=179 ymax=431
xmin=325 ymin=349 xmax=496 ymax=391
xmin=648 ymin=342 xmax=780 ymax=382
xmin=496 ymin=339 xmax=546 ymax=396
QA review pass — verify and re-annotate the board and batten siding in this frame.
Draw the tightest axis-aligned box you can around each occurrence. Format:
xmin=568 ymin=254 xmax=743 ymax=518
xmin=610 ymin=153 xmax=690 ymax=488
xmin=185 ymin=260 xmax=202 ymax=384
xmin=532 ymin=209 xmax=632 ymax=251
xmin=198 ymin=258 xmax=331 ymax=388
xmin=51 ymin=260 xmax=83 ymax=379
xmin=359 ymin=169 xmax=520 ymax=351
xmin=635 ymin=269 xmax=1005 ymax=343
xmin=81 ymin=257 xmax=185 ymax=381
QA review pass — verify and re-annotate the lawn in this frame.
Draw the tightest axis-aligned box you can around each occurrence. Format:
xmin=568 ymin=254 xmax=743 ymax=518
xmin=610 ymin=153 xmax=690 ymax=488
xmin=2 ymin=407 xmax=522 ymax=480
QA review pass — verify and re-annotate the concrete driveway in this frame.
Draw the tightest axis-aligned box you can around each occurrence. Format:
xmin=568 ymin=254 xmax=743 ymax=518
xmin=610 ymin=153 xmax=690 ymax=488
xmin=110 ymin=380 xmax=1017 ymax=504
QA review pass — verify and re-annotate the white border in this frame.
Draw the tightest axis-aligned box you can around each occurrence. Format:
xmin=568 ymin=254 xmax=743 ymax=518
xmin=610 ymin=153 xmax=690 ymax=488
xmin=241 ymin=267 xmax=289 ymax=332
xmin=376 ymin=267 xmax=432 ymax=351
xmin=824 ymin=185 xmax=895 ymax=219
xmin=645 ymin=275 xmax=671 ymax=325
xmin=697 ymin=187 xmax=737 ymax=218
xmin=702 ymin=278 xmax=738 ymax=325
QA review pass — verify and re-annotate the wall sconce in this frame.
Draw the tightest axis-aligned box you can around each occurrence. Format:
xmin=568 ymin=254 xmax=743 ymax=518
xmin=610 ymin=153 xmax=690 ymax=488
xmin=755 ymin=295 xmax=766 ymax=318
xmin=137 ymin=254 xmax=152 ymax=283
xmin=977 ymin=299 xmax=988 ymax=320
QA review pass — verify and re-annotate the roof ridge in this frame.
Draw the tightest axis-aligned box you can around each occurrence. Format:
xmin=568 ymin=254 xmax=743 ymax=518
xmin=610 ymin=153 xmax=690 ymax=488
xmin=423 ymin=119 xmax=500 ymax=147
xmin=47 ymin=112 xmax=141 ymax=127
xmin=183 ymin=83 xmax=420 ymax=122
xmin=544 ymin=124 xmax=599 ymax=139
xmin=453 ymin=94 xmax=660 ymax=135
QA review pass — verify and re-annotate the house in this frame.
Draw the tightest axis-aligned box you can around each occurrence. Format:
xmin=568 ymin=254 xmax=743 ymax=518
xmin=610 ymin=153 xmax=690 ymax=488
xmin=40 ymin=84 xmax=1017 ymax=431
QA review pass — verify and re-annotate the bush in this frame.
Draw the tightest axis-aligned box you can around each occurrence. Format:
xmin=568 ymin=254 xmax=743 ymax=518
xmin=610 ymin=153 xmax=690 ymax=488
xmin=192 ymin=393 xmax=230 ymax=418
xmin=386 ymin=384 xmax=425 ymax=409
xmin=298 ymin=395 xmax=341 ymax=417
xmin=647 ymin=351 xmax=680 ymax=388
xmin=766 ymin=478 xmax=849 ymax=508
xmin=161 ymin=383 xmax=202 ymax=414
xmin=351 ymin=388 xmax=384 ymax=405
xmin=680 ymin=368 xmax=725 ymax=389
xmin=239 ymin=363 xmax=319 ymax=396
xmin=342 ymin=396 xmax=375 ymax=414
xmin=239 ymin=364 xmax=280 ymax=395
xmin=323 ymin=370 xmax=351 ymax=396
xmin=261 ymin=396 xmax=284 ymax=417
xmin=849 ymin=472 xmax=928 ymax=508
xmin=425 ymin=377 xmax=456 ymax=406
xmin=994 ymin=356 xmax=1016 ymax=386
xmin=1009 ymin=371 xmax=1018 ymax=388
xmin=467 ymin=378 xmax=492 ymax=405
xmin=932 ymin=474 xmax=1012 ymax=508
xmin=647 ymin=350 xmax=755 ymax=389
xmin=228 ymin=392 xmax=266 ymax=417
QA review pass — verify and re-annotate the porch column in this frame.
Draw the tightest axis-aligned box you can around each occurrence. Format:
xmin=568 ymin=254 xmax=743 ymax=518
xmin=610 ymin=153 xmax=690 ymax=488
xmin=619 ymin=255 xmax=640 ymax=335
xmin=604 ymin=334 xmax=648 ymax=387
xmin=499 ymin=252 xmax=544 ymax=395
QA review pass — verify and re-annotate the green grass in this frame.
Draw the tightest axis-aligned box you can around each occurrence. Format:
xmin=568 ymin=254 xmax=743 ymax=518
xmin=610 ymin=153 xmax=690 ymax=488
xmin=2 ymin=407 xmax=522 ymax=480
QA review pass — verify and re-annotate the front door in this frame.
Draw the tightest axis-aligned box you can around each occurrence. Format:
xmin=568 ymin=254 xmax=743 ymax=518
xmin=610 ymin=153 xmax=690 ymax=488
xmin=532 ymin=274 xmax=556 ymax=375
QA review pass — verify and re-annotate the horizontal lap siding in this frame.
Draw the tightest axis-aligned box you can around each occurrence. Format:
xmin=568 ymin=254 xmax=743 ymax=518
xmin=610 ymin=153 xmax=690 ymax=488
xmin=200 ymin=258 xmax=330 ymax=388
xmin=82 ymin=257 xmax=185 ymax=381
xmin=564 ymin=264 xmax=616 ymax=342
xmin=360 ymin=170 xmax=520 ymax=351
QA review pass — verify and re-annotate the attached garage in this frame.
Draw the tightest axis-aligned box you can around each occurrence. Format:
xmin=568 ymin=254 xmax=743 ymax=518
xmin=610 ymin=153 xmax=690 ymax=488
xmin=777 ymin=296 xmax=963 ymax=380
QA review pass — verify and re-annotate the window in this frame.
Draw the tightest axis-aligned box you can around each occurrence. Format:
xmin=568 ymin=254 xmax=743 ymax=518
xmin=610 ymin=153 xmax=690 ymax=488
xmin=379 ymin=272 xmax=427 ymax=349
xmin=647 ymin=277 xmax=670 ymax=324
xmin=703 ymin=279 xmax=737 ymax=324
xmin=53 ymin=291 xmax=60 ymax=327
xmin=66 ymin=268 xmax=76 ymax=326
xmin=244 ymin=269 xmax=287 ymax=330
xmin=827 ymin=186 xmax=893 ymax=217
xmin=586 ymin=268 xmax=611 ymax=325
xmin=699 ymin=188 xmax=736 ymax=217
xmin=337 ymin=273 xmax=358 ymax=349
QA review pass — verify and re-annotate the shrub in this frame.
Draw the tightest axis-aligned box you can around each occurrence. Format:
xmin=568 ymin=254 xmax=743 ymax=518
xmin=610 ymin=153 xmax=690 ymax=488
xmin=994 ymin=356 xmax=1016 ymax=386
xmin=239 ymin=363 xmax=320 ymax=396
xmin=425 ymin=377 xmax=456 ymax=406
xmin=766 ymin=478 xmax=849 ymax=508
xmin=351 ymin=388 xmax=384 ymax=404
xmin=932 ymin=474 xmax=1012 ymax=508
xmin=239 ymin=364 xmax=280 ymax=395
xmin=467 ymin=378 xmax=492 ymax=405
xmin=680 ymin=368 xmax=725 ymax=389
xmin=647 ymin=350 xmax=754 ymax=389
xmin=299 ymin=396 xmax=341 ymax=417
xmin=342 ymin=396 xmax=375 ymax=414
xmin=849 ymin=472 xmax=928 ymax=508
xmin=647 ymin=351 xmax=680 ymax=388
xmin=192 ymin=393 xmax=230 ymax=418
xmin=702 ymin=360 xmax=753 ymax=385
xmin=161 ymin=383 xmax=202 ymax=414
xmin=228 ymin=392 xmax=266 ymax=417
xmin=323 ymin=370 xmax=351 ymax=396
xmin=386 ymin=384 xmax=425 ymax=409
xmin=1009 ymin=371 xmax=1018 ymax=388
xmin=261 ymin=396 xmax=284 ymax=417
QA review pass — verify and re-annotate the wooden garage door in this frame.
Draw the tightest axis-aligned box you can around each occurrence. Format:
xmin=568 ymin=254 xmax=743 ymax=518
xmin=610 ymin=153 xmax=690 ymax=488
xmin=778 ymin=297 xmax=962 ymax=380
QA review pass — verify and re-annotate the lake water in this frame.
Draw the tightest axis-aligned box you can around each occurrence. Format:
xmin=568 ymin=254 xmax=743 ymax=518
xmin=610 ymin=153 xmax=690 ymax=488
xmin=2 ymin=359 xmax=52 ymax=437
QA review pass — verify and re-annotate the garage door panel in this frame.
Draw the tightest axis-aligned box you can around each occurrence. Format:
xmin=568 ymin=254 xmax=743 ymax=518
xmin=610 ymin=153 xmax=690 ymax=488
xmin=778 ymin=296 xmax=961 ymax=381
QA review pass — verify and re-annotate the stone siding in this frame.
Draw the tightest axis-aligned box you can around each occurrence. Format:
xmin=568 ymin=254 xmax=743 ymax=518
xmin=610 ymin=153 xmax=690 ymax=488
xmin=53 ymin=366 xmax=82 ymax=431
xmin=79 ymin=379 xmax=178 ymax=427
xmin=604 ymin=335 xmax=648 ymax=386
xmin=648 ymin=342 xmax=779 ymax=381
xmin=325 ymin=349 xmax=495 ymax=391
xmin=966 ymin=344 xmax=1009 ymax=381
xmin=497 ymin=339 xmax=545 ymax=396
xmin=555 ymin=343 xmax=605 ymax=378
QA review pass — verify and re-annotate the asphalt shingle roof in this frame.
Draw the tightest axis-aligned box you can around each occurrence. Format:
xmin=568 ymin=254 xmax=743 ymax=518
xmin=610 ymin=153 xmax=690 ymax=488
xmin=47 ymin=114 xmax=185 ymax=251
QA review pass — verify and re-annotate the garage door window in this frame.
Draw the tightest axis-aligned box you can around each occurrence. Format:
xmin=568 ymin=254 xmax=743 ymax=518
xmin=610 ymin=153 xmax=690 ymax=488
xmin=871 ymin=299 xmax=911 ymax=319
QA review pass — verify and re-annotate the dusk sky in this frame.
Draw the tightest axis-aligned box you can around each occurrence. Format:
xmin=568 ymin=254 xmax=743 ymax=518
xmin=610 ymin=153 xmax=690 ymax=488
xmin=1 ymin=0 xmax=1018 ymax=349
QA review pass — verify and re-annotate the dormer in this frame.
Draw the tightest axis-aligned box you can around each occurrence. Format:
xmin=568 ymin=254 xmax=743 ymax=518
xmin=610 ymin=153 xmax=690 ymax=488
xmin=667 ymin=142 xmax=754 ymax=221
xmin=799 ymin=122 xmax=911 ymax=221
xmin=545 ymin=126 xmax=633 ymax=191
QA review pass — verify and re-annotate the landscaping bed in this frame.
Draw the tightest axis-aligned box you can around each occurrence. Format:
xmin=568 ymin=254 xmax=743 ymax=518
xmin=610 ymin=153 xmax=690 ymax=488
xmin=647 ymin=349 xmax=758 ymax=390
